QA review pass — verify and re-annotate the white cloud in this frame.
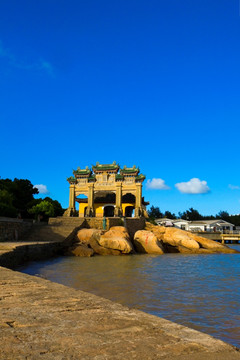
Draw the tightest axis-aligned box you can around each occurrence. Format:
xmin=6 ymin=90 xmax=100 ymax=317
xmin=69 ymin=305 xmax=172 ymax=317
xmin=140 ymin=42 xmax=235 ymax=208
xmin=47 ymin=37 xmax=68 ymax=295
xmin=0 ymin=40 xmax=54 ymax=76
xmin=146 ymin=178 xmax=170 ymax=190
xmin=34 ymin=184 xmax=49 ymax=194
xmin=175 ymin=178 xmax=210 ymax=194
xmin=229 ymin=184 xmax=240 ymax=190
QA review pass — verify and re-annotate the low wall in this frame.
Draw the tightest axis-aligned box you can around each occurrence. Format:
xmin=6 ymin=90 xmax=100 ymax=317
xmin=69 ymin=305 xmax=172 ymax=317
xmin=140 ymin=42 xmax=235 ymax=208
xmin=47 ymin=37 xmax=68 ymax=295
xmin=0 ymin=217 xmax=33 ymax=242
xmin=195 ymin=232 xmax=222 ymax=241
xmin=0 ymin=241 xmax=63 ymax=269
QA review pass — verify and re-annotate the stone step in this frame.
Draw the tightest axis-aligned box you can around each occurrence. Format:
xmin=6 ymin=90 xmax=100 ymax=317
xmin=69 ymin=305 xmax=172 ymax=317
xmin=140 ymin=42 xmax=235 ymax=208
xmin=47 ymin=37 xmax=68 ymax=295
xmin=22 ymin=223 xmax=77 ymax=243
xmin=48 ymin=217 xmax=86 ymax=226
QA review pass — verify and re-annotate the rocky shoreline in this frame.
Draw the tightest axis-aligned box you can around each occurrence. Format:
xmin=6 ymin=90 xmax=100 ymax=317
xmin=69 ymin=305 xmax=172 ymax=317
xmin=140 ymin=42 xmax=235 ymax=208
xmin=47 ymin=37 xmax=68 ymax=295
xmin=65 ymin=223 xmax=238 ymax=257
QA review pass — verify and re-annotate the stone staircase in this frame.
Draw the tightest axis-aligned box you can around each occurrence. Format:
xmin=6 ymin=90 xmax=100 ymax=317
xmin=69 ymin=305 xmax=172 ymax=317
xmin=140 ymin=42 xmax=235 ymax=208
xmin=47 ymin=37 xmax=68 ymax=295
xmin=22 ymin=217 xmax=146 ymax=243
xmin=48 ymin=217 xmax=87 ymax=227
xmin=22 ymin=222 xmax=82 ymax=243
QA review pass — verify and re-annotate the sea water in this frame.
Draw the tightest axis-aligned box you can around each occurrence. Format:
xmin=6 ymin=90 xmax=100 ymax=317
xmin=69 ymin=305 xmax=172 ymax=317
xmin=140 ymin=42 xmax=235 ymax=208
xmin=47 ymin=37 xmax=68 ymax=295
xmin=18 ymin=246 xmax=240 ymax=348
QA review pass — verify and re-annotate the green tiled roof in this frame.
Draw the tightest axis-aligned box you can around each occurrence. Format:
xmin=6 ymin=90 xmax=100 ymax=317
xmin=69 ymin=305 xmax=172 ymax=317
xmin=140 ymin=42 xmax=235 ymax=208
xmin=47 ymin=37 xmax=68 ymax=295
xmin=135 ymin=174 xmax=146 ymax=181
xmin=115 ymin=174 xmax=124 ymax=180
xmin=67 ymin=162 xmax=146 ymax=184
xmin=73 ymin=166 xmax=91 ymax=176
xmin=92 ymin=161 xmax=119 ymax=172
xmin=67 ymin=176 xmax=77 ymax=183
xmin=120 ymin=165 xmax=139 ymax=175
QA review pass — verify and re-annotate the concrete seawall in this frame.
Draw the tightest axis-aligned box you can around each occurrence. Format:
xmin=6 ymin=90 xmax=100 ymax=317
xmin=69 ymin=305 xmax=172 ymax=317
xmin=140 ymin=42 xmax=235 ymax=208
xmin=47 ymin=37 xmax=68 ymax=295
xmin=1 ymin=241 xmax=240 ymax=359
xmin=0 ymin=217 xmax=33 ymax=241
xmin=0 ymin=241 xmax=63 ymax=269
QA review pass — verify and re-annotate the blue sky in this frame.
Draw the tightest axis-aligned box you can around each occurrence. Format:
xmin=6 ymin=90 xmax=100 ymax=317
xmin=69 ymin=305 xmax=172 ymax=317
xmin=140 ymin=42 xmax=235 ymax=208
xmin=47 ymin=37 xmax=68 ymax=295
xmin=1 ymin=0 xmax=240 ymax=215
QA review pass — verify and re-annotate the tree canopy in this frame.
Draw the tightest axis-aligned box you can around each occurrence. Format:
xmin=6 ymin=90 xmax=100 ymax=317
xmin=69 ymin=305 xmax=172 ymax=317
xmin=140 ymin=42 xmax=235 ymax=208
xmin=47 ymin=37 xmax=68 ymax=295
xmin=216 ymin=211 xmax=230 ymax=222
xmin=28 ymin=200 xmax=55 ymax=220
xmin=27 ymin=197 xmax=64 ymax=219
xmin=0 ymin=188 xmax=17 ymax=217
xmin=147 ymin=206 xmax=177 ymax=220
xmin=178 ymin=208 xmax=203 ymax=221
xmin=148 ymin=206 xmax=163 ymax=219
xmin=163 ymin=211 xmax=177 ymax=219
xmin=0 ymin=178 xmax=38 ymax=218
xmin=0 ymin=178 xmax=64 ymax=220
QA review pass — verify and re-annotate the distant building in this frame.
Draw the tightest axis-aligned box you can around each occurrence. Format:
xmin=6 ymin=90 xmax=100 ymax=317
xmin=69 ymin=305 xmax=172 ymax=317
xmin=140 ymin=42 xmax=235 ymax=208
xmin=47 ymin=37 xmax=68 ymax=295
xmin=155 ymin=218 xmax=235 ymax=232
xmin=66 ymin=162 xmax=149 ymax=217
xmin=155 ymin=218 xmax=175 ymax=227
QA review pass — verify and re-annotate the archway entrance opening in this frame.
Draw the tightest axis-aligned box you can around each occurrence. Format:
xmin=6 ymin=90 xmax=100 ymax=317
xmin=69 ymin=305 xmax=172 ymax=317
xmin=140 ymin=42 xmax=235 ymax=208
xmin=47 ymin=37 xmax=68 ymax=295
xmin=122 ymin=193 xmax=136 ymax=217
xmin=125 ymin=206 xmax=135 ymax=217
xmin=104 ymin=205 xmax=115 ymax=217
xmin=76 ymin=194 xmax=88 ymax=217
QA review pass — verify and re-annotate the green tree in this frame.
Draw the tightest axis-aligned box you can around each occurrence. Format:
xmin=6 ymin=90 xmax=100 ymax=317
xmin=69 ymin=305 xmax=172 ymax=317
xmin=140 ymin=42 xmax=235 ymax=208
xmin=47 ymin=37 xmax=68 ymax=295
xmin=11 ymin=179 xmax=38 ymax=216
xmin=0 ymin=178 xmax=38 ymax=217
xmin=228 ymin=214 xmax=240 ymax=226
xmin=0 ymin=189 xmax=13 ymax=204
xmin=216 ymin=210 xmax=231 ymax=222
xmin=0 ymin=189 xmax=17 ymax=217
xmin=27 ymin=196 xmax=64 ymax=217
xmin=164 ymin=211 xmax=176 ymax=219
xmin=28 ymin=200 xmax=54 ymax=221
xmin=0 ymin=178 xmax=64 ymax=219
xmin=180 ymin=208 xmax=203 ymax=221
xmin=202 ymin=215 xmax=216 ymax=220
xmin=44 ymin=197 xmax=64 ymax=216
xmin=148 ymin=206 xmax=163 ymax=219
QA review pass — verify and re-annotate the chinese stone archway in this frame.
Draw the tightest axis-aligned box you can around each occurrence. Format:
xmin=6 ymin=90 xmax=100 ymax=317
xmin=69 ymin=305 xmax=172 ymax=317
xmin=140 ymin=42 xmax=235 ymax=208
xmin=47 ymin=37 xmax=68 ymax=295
xmin=65 ymin=162 xmax=148 ymax=218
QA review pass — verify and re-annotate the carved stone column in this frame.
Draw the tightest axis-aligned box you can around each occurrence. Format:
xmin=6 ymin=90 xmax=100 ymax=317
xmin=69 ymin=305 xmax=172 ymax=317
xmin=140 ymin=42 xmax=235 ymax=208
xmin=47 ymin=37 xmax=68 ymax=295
xmin=114 ymin=183 xmax=122 ymax=217
xmin=135 ymin=183 xmax=142 ymax=217
xmin=86 ymin=183 xmax=95 ymax=217
xmin=69 ymin=184 xmax=75 ymax=214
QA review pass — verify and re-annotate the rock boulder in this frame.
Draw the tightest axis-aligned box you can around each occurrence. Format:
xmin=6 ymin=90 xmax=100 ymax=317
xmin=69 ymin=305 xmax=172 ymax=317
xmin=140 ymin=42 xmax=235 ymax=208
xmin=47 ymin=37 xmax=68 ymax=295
xmin=76 ymin=228 xmax=100 ymax=245
xmin=190 ymin=233 xmax=236 ymax=253
xmin=162 ymin=227 xmax=200 ymax=251
xmin=89 ymin=231 xmax=121 ymax=256
xmin=133 ymin=230 xmax=164 ymax=254
xmin=98 ymin=226 xmax=133 ymax=254
xmin=67 ymin=244 xmax=94 ymax=257
xmin=144 ymin=223 xmax=238 ymax=254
